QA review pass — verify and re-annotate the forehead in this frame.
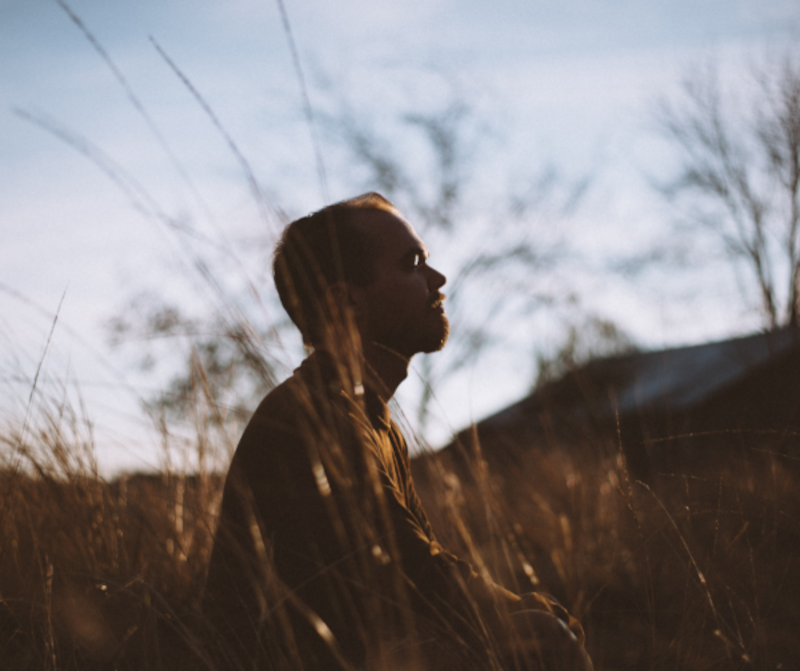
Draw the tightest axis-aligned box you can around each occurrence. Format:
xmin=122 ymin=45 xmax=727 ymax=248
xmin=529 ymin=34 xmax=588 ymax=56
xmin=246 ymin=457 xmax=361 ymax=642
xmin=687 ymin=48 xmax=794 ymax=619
xmin=350 ymin=208 xmax=425 ymax=260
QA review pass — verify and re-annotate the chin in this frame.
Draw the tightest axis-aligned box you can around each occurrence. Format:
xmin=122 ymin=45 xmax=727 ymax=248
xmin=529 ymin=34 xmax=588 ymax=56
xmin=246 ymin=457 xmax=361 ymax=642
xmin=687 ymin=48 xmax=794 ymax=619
xmin=421 ymin=340 xmax=447 ymax=354
xmin=420 ymin=321 xmax=450 ymax=354
xmin=380 ymin=316 xmax=450 ymax=357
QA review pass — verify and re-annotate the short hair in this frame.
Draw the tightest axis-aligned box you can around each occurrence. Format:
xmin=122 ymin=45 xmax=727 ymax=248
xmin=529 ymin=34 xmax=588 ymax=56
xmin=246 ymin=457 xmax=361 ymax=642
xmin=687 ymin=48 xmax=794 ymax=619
xmin=273 ymin=192 xmax=398 ymax=346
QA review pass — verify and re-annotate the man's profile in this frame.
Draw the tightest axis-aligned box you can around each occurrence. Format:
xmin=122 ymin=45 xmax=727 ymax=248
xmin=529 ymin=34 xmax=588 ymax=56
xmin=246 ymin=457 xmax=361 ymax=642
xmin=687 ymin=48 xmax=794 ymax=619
xmin=202 ymin=193 xmax=592 ymax=670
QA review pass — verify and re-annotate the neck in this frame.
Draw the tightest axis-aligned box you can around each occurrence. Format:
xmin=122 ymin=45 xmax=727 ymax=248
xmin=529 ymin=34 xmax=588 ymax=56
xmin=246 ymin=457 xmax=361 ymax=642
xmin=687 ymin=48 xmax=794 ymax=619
xmin=316 ymin=331 xmax=409 ymax=401
xmin=362 ymin=341 xmax=410 ymax=402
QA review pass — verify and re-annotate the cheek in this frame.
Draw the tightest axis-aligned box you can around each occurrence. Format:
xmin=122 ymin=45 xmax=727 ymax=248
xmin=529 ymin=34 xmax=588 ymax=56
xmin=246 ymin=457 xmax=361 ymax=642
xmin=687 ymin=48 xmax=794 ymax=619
xmin=365 ymin=277 xmax=423 ymax=326
xmin=390 ymin=278 xmax=429 ymax=314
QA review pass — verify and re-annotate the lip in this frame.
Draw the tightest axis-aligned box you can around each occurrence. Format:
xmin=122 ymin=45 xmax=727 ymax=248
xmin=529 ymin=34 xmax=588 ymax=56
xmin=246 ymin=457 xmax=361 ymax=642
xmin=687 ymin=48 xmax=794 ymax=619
xmin=429 ymin=293 xmax=446 ymax=312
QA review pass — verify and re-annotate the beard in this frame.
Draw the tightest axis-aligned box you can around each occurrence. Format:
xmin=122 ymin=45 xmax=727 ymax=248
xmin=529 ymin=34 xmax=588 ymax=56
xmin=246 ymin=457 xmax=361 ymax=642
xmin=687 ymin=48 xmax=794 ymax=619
xmin=420 ymin=311 xmax=450 ymax=353
xmin=421 ymin=291 xmax=449 ymax=353
xmin=366 ymin=291 xmax=451 ymax=358
xmin=370 ymin=307 xmax=450 ymax=359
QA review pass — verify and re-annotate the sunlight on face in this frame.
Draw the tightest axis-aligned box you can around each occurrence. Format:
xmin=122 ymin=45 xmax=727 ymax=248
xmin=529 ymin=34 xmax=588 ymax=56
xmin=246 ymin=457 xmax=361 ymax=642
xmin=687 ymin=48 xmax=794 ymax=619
xmin=352 ymin=209 xmax=449 ymax=358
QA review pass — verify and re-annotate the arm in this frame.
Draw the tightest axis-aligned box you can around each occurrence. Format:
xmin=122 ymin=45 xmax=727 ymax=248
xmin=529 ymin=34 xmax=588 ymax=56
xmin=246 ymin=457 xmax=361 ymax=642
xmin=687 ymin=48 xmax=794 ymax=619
xmin=366 ymin=424 xmax=522 ymax=612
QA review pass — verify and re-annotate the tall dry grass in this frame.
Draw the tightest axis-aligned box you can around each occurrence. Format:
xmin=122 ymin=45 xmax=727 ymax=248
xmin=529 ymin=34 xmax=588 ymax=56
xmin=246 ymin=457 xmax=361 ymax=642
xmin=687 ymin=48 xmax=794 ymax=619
xmin=10 ymin=4 xmax=798 ymax=667
xmin=414 ymin=430 xmax=800 ymax=670
xmin=1 ymin=387 xmax=799 ymax=669
xmin=0 ymin=392 xmax=221 ymax=670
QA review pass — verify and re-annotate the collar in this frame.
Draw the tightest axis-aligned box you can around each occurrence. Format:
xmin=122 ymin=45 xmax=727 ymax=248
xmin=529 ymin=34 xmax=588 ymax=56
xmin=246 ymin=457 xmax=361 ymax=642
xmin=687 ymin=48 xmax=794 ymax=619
xmin=297 ymin=350 xmax=391 ymax=431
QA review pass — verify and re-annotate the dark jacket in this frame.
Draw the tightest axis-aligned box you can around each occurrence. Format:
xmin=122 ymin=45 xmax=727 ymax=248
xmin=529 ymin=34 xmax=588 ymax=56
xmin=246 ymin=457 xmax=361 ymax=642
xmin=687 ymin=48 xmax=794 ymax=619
xmin=202 ymin=351 xmax=515 ymax=669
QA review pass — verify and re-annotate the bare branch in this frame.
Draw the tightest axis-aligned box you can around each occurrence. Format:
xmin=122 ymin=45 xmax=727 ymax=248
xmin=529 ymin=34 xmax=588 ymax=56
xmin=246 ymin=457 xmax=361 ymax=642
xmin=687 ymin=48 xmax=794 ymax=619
xmin=654 ymin=52 xmax=800 ymax=328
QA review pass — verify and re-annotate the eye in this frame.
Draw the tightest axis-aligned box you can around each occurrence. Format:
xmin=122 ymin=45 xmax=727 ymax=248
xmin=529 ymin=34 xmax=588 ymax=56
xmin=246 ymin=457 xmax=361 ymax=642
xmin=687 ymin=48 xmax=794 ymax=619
xmin=403 ymin=250 xmax=427 ymax=270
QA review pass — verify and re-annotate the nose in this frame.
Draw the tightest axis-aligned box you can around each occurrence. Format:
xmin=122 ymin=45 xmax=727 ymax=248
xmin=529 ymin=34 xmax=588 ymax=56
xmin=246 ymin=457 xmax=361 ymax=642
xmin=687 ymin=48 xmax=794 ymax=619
xmin=425 ymin=264 xmax=446 ymax=291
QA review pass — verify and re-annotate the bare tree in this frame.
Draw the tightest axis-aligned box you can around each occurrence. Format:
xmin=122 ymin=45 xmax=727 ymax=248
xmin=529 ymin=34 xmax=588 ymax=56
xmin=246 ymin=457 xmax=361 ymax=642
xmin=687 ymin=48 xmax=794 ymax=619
xmin=108 ymin=296 xmax=278 ymax=425
xmin=324 ymin=93 xmax=588 ymax=438
xmin=106 ymin=287 xmax=290 ymax=467
xmin=102 ymin=79 xmax=589 ymax=447
xmin=35 ymin=1 xmax=598 ymax=451
xmin=655 ymin=51 xmax=800 ymax=329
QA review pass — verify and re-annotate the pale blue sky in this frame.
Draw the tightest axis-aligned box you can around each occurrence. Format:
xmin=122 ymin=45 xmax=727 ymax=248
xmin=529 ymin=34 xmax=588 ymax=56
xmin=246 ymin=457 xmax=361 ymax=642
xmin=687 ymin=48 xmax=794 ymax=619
xmin=1 ymin=0 xmax=798 ymax=471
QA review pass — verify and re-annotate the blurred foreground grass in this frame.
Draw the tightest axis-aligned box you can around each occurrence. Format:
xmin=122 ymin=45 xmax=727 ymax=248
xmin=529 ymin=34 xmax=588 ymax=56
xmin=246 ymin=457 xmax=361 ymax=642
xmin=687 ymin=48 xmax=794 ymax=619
xmin=1 ymin=401 xmax=798 ymax=670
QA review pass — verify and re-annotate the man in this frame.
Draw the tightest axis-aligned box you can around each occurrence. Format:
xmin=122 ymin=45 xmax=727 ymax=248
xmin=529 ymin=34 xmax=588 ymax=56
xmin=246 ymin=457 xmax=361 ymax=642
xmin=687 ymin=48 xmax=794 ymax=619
xmin=203 ymin=193 xmax=591 ymax=670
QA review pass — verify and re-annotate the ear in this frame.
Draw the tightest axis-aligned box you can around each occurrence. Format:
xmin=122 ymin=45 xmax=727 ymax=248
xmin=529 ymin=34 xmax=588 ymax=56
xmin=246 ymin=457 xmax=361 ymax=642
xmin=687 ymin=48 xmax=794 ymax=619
xmin=327 ymin=282 xmax=367 ymax=318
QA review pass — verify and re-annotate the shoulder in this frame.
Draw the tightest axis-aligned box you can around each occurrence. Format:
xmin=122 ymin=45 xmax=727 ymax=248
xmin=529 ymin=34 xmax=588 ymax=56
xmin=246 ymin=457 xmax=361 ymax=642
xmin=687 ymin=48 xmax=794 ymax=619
xmin=221 ymin=374 xmax=318 ymax=502
xmin=231 ymin=356 xmax=347 ymax=462
xmin=233 ymin=372 xmax=304 ymax=446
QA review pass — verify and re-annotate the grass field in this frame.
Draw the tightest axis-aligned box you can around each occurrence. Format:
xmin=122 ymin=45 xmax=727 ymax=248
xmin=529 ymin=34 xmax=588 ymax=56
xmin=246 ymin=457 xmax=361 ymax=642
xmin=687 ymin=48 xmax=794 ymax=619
xmin=2 ymin=394 xmax=799 ymax=670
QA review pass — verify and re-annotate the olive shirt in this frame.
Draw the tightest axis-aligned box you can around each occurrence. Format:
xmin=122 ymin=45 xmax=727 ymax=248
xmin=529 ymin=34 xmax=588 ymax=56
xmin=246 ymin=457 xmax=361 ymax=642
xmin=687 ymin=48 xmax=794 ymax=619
xmin=202 ymin=351 xmax=517 ymax=668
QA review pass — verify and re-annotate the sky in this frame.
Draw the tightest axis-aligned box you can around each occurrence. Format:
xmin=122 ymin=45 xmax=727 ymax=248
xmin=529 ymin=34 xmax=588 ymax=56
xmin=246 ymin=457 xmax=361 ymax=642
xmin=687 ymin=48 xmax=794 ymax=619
xmin=2 ymin=0 xmax=799 ymax=473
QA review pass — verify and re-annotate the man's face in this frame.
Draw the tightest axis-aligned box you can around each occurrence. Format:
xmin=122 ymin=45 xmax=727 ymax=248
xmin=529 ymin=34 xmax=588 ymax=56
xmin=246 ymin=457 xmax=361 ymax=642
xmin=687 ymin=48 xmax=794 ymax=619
xmin=352 ymin=209 xmax=449 ymax=358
